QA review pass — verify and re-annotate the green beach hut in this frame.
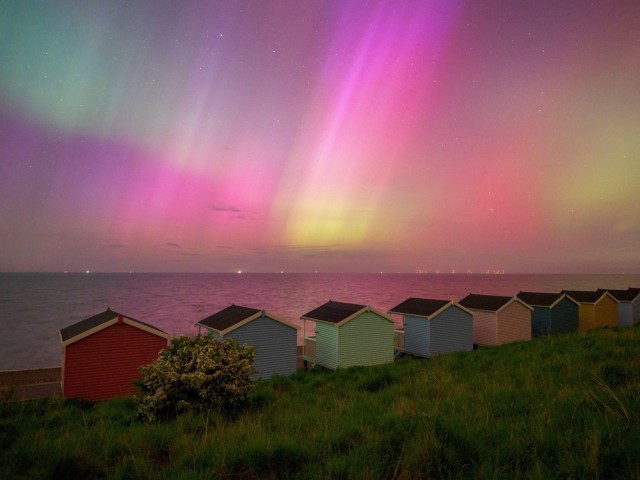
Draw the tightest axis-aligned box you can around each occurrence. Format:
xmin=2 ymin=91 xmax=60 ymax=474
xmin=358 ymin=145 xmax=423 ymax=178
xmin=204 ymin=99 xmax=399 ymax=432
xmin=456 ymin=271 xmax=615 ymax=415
xmin=516 ymin=291 xmax=579 ymax=337
xmin=301 ymin=300 xmax=395 ymax=370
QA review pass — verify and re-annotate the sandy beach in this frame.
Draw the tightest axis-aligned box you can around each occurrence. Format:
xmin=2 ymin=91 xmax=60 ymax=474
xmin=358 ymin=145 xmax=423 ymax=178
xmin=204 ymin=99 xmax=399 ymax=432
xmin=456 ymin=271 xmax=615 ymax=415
xmin=0 ymin=367 xmax=61 ymax=402
xmin=0 ymin=352 xmax=306 ymax=403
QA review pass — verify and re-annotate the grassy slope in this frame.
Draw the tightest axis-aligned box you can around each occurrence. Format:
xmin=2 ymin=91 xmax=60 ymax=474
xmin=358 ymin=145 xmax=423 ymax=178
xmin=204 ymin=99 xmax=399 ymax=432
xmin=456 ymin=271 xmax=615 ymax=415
xmin=1 ymin=325 xmax=639 ymax=479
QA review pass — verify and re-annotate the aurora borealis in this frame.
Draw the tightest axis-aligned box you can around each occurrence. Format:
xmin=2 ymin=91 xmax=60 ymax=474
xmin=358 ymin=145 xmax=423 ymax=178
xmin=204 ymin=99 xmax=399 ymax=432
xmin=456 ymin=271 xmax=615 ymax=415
xmin=1 ymin=1 xmax=639 ymax=273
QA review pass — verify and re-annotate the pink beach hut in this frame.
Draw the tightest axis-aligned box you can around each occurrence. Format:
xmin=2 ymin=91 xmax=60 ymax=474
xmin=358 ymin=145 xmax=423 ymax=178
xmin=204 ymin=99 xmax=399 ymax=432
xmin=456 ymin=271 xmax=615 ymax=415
xmin=459 ymin=294 xmax=532 ymax=346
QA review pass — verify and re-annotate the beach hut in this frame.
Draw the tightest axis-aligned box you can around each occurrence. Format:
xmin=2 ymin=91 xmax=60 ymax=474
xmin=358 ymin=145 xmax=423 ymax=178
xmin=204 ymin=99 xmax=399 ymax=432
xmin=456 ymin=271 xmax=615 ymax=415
xmin=388 ymin=297 xmax=474 ymax=357
xmin=563 ymin=290 xmax=618 ymax=331
xmin=59 ymin=308 xmax=170 ymax=401
xmin=629 ymin=288 xmax=640 ymax=325
xmin=516 ymin=292 xmax=579 ymax=337
xmin=599 ymin=288 xmax=640 ymax=327
xmin=459 ymin=294 xmax=532 ymax=346
xmin=301 ymin=300 xmax=394 ymax=370
xmin=195 ymin=304 xmax=299 ymax=380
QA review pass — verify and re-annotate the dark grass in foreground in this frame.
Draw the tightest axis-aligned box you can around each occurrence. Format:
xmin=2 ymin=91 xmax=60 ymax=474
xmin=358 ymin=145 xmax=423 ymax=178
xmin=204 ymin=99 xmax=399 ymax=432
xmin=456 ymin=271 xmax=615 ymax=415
xmin=1 ymin=326 xmax=639 ymax=479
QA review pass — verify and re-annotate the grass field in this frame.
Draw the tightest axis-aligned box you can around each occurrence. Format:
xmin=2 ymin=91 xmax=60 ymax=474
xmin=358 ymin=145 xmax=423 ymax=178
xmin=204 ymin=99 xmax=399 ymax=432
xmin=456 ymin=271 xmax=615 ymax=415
xmin=1 ymin=325 xmax=639 ymax=479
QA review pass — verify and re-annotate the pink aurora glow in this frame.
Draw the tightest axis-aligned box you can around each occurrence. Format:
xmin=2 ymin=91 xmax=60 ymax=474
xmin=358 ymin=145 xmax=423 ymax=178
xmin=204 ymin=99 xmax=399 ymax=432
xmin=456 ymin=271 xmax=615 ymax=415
xmin=1 ymin=0 xmax=639 ymax=273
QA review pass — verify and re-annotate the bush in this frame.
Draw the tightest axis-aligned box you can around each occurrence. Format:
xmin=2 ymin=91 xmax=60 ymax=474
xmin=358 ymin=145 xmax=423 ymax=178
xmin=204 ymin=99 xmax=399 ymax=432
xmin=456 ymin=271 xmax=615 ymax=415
xmin=136 ymin=335 xmax=255 ymax=421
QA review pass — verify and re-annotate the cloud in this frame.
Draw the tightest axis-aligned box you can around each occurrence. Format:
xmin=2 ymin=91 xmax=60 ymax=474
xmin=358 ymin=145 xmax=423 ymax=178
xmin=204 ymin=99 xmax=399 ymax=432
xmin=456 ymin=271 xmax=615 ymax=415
xmin=106 ymin=244 xmax=125 ymax=249
xmin=298 ymin=248 xmax=384 ymax=260
xmin=262 ymin=244 xmax=388 ymax=260
xmin=217 ymin=245 xmax=234 ymax=249
xmin=166 ymin=242 xmax=181 ymax=248
xmin=211 ymin=204 xmax=240 ymax=212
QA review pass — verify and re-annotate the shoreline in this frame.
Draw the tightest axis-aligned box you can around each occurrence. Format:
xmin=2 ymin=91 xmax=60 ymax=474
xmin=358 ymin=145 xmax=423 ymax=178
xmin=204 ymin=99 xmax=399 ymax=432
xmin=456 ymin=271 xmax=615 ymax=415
xmin=1 ymin=353 xmax=306 ymax=402
xmin=0 ymin=367 xmax=61 ymax=402
xmin=0 ymin=367 xmax=61 ymax=386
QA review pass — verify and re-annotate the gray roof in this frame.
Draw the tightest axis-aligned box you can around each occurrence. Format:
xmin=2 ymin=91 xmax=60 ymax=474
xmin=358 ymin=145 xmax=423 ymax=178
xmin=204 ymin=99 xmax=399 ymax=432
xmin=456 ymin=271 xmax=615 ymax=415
xmin=459 ymin=294 xmax=513 ymax=312
xmin=59 ymin=308 xmax=168 ymax=342
xmin=599 ymin=288 xmax=640 ymax=302
xmin=301 ymin=300 xmax=366 ymax=323
xmin=517 ymin=291 xmax=563 ymax=307
xmin=196 ymin=304 xmax=261 ymax=331
xmin=563 ymin=290 xmax=605 ymax=303
xmin=388 ymin=297 xmax=450 ymax=317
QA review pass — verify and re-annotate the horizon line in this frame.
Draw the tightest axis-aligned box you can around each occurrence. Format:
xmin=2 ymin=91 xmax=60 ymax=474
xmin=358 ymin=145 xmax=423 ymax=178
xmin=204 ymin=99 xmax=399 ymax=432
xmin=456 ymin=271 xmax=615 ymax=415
xmin=2 ymin=271 xmax=640 ymax=275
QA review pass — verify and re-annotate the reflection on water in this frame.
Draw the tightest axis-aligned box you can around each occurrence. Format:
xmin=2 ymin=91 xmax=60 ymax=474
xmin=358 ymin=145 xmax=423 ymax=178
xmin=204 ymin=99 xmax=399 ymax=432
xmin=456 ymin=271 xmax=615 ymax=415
xmin=1 ymin=273 xmax=638 ymax=370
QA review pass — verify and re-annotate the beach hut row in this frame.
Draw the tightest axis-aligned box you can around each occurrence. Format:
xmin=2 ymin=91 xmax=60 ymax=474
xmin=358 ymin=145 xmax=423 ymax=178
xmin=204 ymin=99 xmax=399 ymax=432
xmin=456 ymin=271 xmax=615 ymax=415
xmin=58 ymin=287 xmax=640 ymax=401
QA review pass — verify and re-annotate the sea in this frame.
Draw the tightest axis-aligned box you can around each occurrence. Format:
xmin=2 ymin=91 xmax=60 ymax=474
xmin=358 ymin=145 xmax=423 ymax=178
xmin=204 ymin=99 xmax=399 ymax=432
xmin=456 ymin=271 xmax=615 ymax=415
xmin=2 ymin=272 xmax=639 ymax=371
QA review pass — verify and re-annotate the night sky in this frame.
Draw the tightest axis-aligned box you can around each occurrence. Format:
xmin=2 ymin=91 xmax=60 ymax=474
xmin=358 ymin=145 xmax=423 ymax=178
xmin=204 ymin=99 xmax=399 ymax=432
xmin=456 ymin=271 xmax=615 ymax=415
xmin=1 ymin=0 xmax=639 ymax=273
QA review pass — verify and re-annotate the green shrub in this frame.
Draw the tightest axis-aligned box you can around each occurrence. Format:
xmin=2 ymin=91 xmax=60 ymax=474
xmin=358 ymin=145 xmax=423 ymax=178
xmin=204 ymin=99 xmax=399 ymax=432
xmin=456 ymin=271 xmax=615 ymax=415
xmin=136 ymin=335 xmax=255 ymax=422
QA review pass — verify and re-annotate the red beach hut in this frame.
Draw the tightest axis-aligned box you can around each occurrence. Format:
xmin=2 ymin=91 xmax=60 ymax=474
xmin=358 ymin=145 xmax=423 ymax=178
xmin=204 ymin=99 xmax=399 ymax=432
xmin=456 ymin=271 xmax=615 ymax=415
xmin=59 ymin=308 xmax=170 ymax=401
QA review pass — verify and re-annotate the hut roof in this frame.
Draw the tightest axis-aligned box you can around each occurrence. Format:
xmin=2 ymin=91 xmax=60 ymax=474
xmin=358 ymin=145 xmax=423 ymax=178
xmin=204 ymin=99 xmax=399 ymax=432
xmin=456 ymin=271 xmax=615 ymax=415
xmin=599 ymin=288 xmax=640 ymax=302
xmin=59 ymin=308 xmax=170 ymax=346
xmin=459 ymin=294 xmax=530 ymax=313
xmin=388 ymin=297 xmax=450 ymax=317
xmin=389 ymin=297 xmax=473 ymax=319
xmin=196 ymin=304 xmax=298 ymax=335
xmin=301 ymin=300 xmax=393 ymax=327
xmin=563 ymin=290 xmax=608 ymax=304
xmin=301 ymin=300 xmax=367 ymax=324
xmin=517 ymin=291 xmax=565 ymax=307
xmin=197 ymin=304 xmax=261 ymax=331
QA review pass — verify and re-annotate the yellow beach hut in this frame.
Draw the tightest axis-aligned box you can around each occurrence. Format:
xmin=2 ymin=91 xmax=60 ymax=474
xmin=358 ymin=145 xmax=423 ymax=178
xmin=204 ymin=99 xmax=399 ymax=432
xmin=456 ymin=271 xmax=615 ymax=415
xmin=598 ymin=288 xmax=640 ymax=327
xmin=563 ymin=290 xmax=618 ymax=331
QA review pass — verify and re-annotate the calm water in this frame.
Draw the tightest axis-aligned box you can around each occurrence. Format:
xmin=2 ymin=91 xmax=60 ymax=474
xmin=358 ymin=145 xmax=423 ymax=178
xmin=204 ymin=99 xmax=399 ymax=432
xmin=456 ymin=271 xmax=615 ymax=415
xmin=1 ymin=272 xmax=639 ymax=370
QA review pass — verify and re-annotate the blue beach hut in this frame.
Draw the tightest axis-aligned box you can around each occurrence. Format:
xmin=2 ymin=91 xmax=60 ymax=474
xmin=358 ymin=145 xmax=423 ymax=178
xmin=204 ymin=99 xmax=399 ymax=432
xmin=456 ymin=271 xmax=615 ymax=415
xmin=516 ymin=292 xmax=579 ymax=337
xmin=601 ymin=288 xmax=640 ymax=327
xmin=388 ymin=297 xmax=474 ymax=357
xmin=196 ymin=304 xmax=299 ymax=380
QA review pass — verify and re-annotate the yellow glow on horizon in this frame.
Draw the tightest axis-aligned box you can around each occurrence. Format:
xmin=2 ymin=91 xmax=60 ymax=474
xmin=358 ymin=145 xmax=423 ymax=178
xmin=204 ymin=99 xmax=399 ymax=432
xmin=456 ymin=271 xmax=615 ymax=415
xmin=287 ymin=217 xmax=370 ymax=245
xmin=284 ymin=206 xmax=373 ymax=245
